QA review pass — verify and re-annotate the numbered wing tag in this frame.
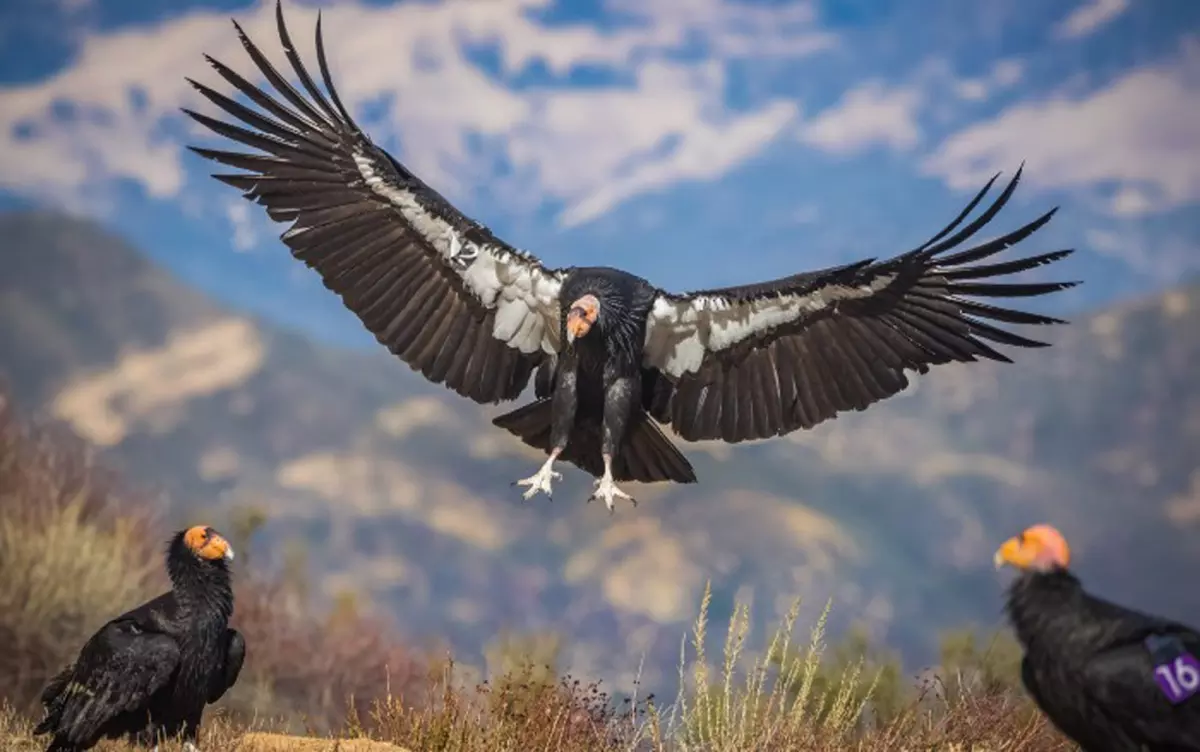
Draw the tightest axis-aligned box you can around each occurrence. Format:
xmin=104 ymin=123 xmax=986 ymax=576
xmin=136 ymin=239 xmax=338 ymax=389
xmin=1145 ymin=634 xmax=1200 ymax=704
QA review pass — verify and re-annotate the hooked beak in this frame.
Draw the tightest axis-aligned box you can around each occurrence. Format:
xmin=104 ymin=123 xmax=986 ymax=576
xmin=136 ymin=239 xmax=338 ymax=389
xmin=566 ymin=307 xmax=592 ymax=344
xmin=993 ymin=537 xmax=1019 ymax=570
xmin=190 ymin=527 xmax=234 ymax=562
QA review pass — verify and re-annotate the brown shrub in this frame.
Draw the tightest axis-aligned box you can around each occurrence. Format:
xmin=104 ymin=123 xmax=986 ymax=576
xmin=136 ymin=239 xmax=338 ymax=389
xmin=362 ymin=659 xmax=650 ymax=752
xmin=0 ymin=388 xmax=163 ymax=709
xmin=227 ymin=579 xmax=430 ymax=730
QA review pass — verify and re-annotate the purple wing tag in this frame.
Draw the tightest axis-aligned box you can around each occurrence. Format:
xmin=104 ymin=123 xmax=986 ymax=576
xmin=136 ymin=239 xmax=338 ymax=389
xmin=1146 ymin=634 xmax=1200 ymax=704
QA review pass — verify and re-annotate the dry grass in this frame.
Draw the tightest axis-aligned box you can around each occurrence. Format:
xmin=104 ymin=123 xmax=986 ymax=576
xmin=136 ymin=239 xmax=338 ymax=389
xmin=0 ymin=591 xmax=1074 ymax=751
xmin=0 ymin=384 xmax=1074 ymax=750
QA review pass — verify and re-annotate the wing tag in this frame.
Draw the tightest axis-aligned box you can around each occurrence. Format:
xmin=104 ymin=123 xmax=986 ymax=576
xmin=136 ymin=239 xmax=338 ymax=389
xmin=1146 ymin=634 xmax=1200 ymax=704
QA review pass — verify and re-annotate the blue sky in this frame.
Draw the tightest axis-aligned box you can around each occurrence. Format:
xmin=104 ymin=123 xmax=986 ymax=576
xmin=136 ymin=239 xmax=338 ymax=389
xmin=0 ymin=0 xmax=1197 ymax=348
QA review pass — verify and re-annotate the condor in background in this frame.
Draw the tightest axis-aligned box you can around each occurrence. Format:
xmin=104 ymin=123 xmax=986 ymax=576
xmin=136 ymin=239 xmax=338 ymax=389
xmin=995 ymin=524 xmax=1200 ymax=750
xmin=186 ymin=1 xmax=1079 ymax=511
xmin=35 ymin=526 xmax=243 ymax=752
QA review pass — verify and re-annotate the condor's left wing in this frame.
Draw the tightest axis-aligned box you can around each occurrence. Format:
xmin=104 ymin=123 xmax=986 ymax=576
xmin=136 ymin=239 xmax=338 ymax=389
xmin=642 ymin=167 xmax=1078 ymax=443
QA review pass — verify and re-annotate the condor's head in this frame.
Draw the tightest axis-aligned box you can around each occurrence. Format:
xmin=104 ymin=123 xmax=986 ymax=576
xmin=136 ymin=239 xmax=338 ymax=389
xmin=993 ymin=524 xmax=1070 ymax=574
xmin=167 ymin=525 xmax=235 ymax=611
xmin=172 ymin=525 xmax=235 ymax=568
xmin=565 ymin=293 xmax=601 ymax=345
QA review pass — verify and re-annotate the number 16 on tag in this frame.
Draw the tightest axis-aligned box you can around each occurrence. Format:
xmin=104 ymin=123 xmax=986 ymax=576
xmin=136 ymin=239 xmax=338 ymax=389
xmin=1155 ymin=654 xmax=1200 ymax=704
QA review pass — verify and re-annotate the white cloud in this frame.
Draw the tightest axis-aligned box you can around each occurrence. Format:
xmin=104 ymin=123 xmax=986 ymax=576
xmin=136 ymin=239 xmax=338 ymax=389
xmin=0 ymin=0 xmax=835 ymax=234
xmin=797 ymin=81 xmax=922 ymax=155
xmin=990 ymin=59 xmax=1024 ymax=88
xmin=1054 ymin=0 xmax=1130 ymax=40
xmin=540 ymin=58 xmax=800 ymax=227
xmin=898 ymin=55 xmax=1019 ymax=106
xmin=1108 ymin=185 xmax=1156 ymax=217
xmin=224 ymin=199 xmax=258 ymax=252
xmin=953 ymin=58 xmax=1025 ymax=101
xmin=1087 ymin=227 xmax=1200 ymax=282
xmin=923 ymin=43 xmax=1200 ymax=218
xmin=506 ymin=58 xmax=801 ymax=227
xmin=952 ymin=79 xmax=988 ymax=103
xmin=608 ymin=0 xmax=838 ymax=60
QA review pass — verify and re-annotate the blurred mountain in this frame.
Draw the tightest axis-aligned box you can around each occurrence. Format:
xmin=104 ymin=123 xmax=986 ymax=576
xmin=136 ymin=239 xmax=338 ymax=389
xmin=2 ymin=209 xmax=1198 ymax=692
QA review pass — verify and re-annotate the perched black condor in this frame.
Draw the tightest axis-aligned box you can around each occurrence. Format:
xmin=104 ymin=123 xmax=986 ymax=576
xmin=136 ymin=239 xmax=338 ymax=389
xmin=35 ymin=526 xmax=243 ymax=752
xmin=185 ymin=0 xmax=1079 ymax=510
xmin=994 ymin=524 xmax=1200 ymax=750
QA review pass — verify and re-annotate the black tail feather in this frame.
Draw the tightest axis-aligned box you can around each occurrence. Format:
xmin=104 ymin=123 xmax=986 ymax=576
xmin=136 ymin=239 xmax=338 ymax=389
xmin=492 ymin=400 xmax=696 ymax=484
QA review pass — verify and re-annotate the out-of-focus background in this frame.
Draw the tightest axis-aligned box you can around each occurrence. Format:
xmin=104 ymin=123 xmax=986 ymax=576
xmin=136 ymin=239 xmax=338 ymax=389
xmin=1 ymin=0 xmax=1198 ymax=725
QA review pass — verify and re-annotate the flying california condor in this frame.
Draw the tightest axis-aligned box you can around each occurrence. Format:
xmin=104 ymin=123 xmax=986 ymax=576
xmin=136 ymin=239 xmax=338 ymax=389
xmin=185 ymin=1 xmax=1079 ymax=511
xmin=35 ymin=526 xmax=243 ymax=752
xmin=994 ymin=524 xmax=1200 ymax=750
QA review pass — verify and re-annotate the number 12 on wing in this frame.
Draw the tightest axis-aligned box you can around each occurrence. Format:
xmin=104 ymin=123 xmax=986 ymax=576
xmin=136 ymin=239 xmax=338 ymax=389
xmin=1154 ymin=654 xmax=1200 ymax=703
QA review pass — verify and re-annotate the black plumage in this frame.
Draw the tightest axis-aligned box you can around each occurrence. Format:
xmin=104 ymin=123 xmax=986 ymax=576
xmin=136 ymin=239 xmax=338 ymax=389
xmin=995 ymin=524 xmax=1200 ymax=750
xmin=496 ymin=267 xmax=695 ymax=508
xmin=35 ymin=526 xmax=243 ymax=751
xmin=185 ymin=1 xmax=1078 ymax=510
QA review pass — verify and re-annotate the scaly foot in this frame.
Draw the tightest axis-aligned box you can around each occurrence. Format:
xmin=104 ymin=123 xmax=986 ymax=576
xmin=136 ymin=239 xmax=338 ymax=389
xmin=513 ymin=459 xmax=561 ymax=500
xmin=589 ymin=472 xmax=636 ymax=513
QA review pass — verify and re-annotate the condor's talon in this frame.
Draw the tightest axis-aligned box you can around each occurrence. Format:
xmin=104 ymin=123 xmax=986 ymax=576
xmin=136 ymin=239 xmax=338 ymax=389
xmin=515 ymin=457 xmax=561 ymax=501
xmin=589 ymin=473 xmax=635 ymax=513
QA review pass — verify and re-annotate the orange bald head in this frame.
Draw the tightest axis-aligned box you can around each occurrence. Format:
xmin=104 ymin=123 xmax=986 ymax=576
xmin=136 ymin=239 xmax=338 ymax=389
xmin=183 ymin=525 xmax=235 ymax=562
xmin=565 ymin=294 xmax=600 ymax=343
xmin=993 ymin=524 xmax=1070 ymax=573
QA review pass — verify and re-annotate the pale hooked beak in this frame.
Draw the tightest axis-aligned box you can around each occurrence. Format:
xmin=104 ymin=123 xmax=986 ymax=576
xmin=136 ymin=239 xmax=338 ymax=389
xmin=993 ymin=537 xmax=1019 ymax=570
xmin=224 ymin=545 xmax=236 ymax=562
xmin=565 ymin=306 xmax=592 ymax=344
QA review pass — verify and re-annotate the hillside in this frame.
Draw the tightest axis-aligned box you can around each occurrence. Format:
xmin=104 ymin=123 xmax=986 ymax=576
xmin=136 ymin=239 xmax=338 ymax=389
xmin=1 ymin=209 xmax=1198 ymax=693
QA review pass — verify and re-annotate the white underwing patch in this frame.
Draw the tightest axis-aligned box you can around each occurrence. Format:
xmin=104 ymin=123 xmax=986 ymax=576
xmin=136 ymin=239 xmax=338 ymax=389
xmin=352 ymin=149 xmax=562 ymax=355
xmin=643 ymin=275 xmax=898 ymax=378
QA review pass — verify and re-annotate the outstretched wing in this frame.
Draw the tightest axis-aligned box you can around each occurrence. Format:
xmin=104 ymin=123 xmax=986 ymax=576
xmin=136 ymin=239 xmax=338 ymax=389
xmin=185 ymin=1 xmax=565 ymax=405
xmin=642 ymin=166 xmax=1078 ymax=443
xmin=36 ymin=619 xmax=180 ymax=746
